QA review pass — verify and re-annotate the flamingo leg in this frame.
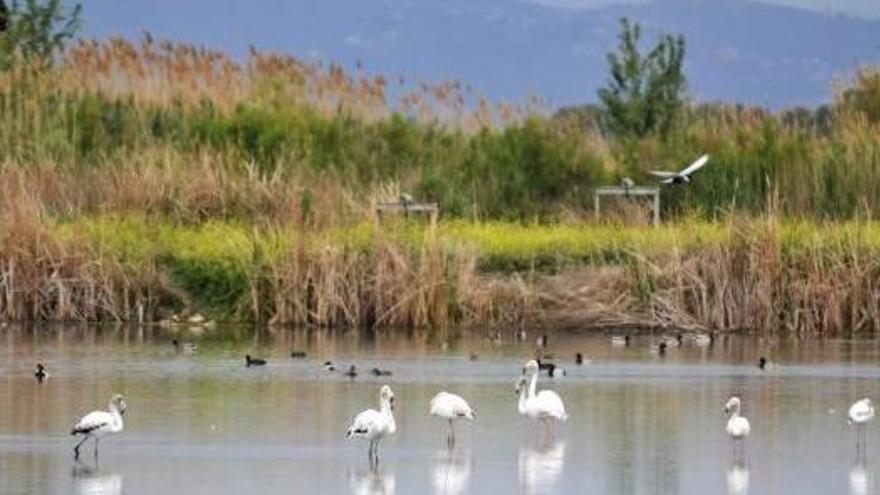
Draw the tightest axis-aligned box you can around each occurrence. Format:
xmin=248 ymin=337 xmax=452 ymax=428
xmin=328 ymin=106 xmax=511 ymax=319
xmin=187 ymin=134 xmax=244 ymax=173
xmin=73 ymin=435 xmax=89 ymax=460
xmin=447 ymin=420 xmax=456 ymax=449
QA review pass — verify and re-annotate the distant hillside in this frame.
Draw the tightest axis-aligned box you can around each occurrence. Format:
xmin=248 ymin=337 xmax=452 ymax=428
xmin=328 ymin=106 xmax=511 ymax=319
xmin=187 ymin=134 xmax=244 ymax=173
xmin=82 ymin=0 xmax=880 ymax=108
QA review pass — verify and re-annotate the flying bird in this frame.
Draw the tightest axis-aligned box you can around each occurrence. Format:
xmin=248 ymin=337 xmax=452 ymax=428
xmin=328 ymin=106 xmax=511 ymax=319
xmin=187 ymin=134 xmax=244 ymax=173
xmin=650 ymin=154 xmax=709 ymax=185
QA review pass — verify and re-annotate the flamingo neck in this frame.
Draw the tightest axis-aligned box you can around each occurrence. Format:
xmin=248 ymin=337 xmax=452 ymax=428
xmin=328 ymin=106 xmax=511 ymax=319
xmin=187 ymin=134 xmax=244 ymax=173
xmin=380 ymin=398 xmax=396 ymax=432
xmin=528 ymin=372 xmax=538 ymax=399
xmin=108 ymin=406 xmax=124 ymax=431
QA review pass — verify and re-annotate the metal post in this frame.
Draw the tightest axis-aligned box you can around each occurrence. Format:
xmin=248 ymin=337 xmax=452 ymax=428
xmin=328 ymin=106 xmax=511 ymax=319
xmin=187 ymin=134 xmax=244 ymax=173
xmin=653 ymin=191 xmax=660 ymax=228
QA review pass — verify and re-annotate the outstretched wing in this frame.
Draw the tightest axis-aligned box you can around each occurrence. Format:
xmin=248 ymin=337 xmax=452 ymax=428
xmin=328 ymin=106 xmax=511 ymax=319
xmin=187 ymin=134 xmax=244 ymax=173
xmin=648 ymin=170 xmax=677 ymax=178
xmin=680 ymin=154 xmax=709 ymax=176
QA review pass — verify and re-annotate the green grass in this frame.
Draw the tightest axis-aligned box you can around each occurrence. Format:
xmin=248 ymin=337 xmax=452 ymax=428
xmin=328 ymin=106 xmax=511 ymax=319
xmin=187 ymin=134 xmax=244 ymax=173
xmin=56 ymin=214 xmax=880 ymax=278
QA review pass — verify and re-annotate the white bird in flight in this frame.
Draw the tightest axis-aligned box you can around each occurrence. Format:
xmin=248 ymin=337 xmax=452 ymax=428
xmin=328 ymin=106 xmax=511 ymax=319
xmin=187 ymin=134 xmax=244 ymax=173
xmin=430 ymin=392 xmax=476 ymax=448
xmin=347 ymin=385 xmax=397 ymax=466
xmin=517 ymin=360 xmax=568 ymax=439
xmin=650 ymin=154 xmax=709 ymax=184
xmin=70 ymin=394 xmax=127 ymax=461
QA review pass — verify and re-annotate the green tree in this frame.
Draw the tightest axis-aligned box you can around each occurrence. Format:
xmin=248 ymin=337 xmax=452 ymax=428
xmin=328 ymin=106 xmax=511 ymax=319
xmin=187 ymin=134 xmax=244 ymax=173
xmin=598 ymin=18 xmax=686 ymax=139
xmin=0 ymin=0 xmax=81 ymax=66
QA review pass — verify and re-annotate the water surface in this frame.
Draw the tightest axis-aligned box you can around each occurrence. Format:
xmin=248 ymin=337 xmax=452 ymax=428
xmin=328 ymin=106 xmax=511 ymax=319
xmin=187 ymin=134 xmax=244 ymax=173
xmin=1 ymin=326 xmax=878 ymax=494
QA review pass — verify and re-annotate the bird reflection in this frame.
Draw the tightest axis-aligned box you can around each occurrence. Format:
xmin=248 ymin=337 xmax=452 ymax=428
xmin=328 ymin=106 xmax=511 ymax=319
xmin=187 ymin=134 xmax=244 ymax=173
xmin=518 ymin=441 xmax=565 ymax=495
xmin=726 ymin=461 xmax=749 ymax=495
xmin=72 ymin=465 xmax=122 ymax=495
xmin=433 ymin=449 xmax=471 ymax=495
xmin=348 ymin=466 xmax=396 ymax=495
xmin=850 ymin=459 xmax=872 ymax=495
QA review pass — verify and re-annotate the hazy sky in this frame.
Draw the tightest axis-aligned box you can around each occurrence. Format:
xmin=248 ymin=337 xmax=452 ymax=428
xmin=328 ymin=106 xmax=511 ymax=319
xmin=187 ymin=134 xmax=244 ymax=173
xmin=531 ymin=0 xmax=880 ymax=18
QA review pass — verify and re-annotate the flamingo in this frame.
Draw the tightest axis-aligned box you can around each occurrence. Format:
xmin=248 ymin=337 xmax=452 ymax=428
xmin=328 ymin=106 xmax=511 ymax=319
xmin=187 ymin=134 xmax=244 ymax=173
xmin=429 ymin=392 xmax=476 ymax=448
xmin=70 ymin=394 xmax=126 ymax=461
xmin=725 ymin=396 xmax=750 ymax=460
xmin=517 ymin=360 xmax=568 ymax=439
xmin=347 ymin=385 xmax=396 ymax=466
xmin=849 ymin=398 xmax=875 ymax=458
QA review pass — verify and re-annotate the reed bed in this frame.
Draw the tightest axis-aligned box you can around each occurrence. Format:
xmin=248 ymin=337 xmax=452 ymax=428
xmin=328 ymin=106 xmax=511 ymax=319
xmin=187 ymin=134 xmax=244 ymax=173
xmin=1 ymin=208 xmax=879 ymax=337
xmin=1 ymin=37 xmax=880 ymax=336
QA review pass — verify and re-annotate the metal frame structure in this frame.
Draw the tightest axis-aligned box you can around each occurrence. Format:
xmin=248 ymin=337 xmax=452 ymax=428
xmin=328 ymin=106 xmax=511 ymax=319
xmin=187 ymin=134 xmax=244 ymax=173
xmin=593 ymin=186 xmax=661 ymax=227
xmin=375 ymin=201 xmax=439 ymax=225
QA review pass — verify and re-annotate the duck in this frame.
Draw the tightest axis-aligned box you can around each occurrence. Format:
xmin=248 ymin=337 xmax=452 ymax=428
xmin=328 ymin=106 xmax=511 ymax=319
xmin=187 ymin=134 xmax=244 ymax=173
xmin=172 ymin=339 xmax=197 ymax=354
xmin=690 ymin=333 xmax=713 ymax=347
xmin=371 ymin=367 xmax=393 ymax=377
xmin=469 ymin=352 xmax=479 ymax=361
xmin=344 ymin=364 xmax=358 ymax=379
xmin=290 ymin=351 xmax=307 ymax=359
xmin=575 ymin=353 xmax=584 ymax=365
xmin=34 ymin=362 xmax=48 ymax=383
xmin=323 ymin=361 xmax=336 ymax=372
xmin=650 ymin=341 xmax=668 ymax=356
xmin=757 ymin=356 xmax=777 ymax=371
xmin=245 ymin=355 xmax=267 ymax=367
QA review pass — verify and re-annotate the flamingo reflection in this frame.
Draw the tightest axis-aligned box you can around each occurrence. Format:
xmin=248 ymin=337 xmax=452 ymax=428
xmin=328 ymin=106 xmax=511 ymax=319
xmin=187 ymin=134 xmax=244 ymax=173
xmin=518 ymin=441 xmax=565 ymax=495
xmin=73 ymin=465 xmax=122 ymax=495
xmin=348 ymin=466 xmax=395 ymax=495
xmin=726 ymin=461 xmax=749 ymax=495
xmin=433 ymin=449 xmax=471 ymax=495
xmin=850 ymin=459 xmax=872 ymax=495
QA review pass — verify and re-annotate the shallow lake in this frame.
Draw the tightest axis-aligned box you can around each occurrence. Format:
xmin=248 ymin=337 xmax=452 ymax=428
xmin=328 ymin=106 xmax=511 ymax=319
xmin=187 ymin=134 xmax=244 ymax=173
xmin=0 ymin=326 xmax=878 ymax=494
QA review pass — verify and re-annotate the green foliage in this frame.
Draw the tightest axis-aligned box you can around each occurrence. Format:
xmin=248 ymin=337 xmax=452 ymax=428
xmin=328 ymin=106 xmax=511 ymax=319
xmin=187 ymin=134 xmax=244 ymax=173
xmin=598 ymin=18 xmax=687 ymax=139
xmin=0 ymin=0 xmax=81 ymax=66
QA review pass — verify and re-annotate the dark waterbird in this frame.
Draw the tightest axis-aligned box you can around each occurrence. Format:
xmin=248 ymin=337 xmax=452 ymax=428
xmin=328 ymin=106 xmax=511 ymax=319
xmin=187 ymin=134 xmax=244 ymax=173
xmin=34 ymin=362 xmax=48 ymax=383
xmin=172 ymin=339 xmax=197 ymax=354
xmin=344 ymin=364 xmax=358 ymax=378
xmin=291 ymin=351 xmax=307 ymax=359
xmin=245 ymin=355 xmax=267 ymax=367
xmin=371 ymin=367 xmax=392 ymax=377
xmin=575 ymin=353 xmax=584 ymax=365
xmin=323 ymin=361 xmax=336 ymax=372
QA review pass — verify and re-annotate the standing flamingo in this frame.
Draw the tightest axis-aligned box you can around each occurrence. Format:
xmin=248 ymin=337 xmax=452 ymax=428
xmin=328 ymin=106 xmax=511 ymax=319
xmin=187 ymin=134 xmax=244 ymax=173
xmin=347 ymin=385 xmax=396 ymax=466
xmin=70 ymin=394 xmax=126 ymax=461
xmin=429 ymin=392 xmax=475 ymax=448
xmin=725 ymin=396 xmax=751 ymax=461
xmin=516 ymin=360 xmax=568 ymax=440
